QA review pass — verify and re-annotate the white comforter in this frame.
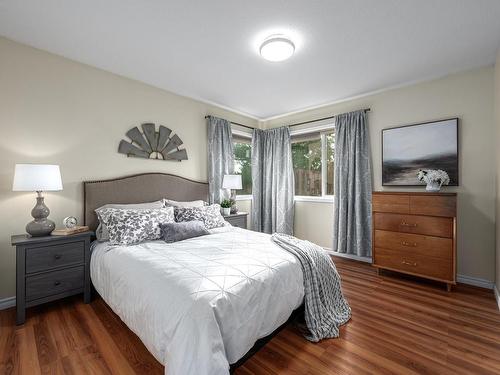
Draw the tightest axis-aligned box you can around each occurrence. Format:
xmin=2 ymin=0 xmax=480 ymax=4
xmin=90 ymin=226 xmax=304 ymax=375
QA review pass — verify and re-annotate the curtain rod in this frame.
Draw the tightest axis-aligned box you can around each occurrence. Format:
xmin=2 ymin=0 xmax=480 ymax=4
xmin=204 ymin=116 xmax=254 ymax=130
xmin=205 ymin=108 xmax=370 ymax=130
xmin=286 ymin=108 xmax=371 ymax=128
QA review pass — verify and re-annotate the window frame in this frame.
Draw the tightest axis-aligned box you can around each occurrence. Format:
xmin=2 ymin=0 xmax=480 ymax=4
xmin=291 ymin=122 xmax=335 ymax=202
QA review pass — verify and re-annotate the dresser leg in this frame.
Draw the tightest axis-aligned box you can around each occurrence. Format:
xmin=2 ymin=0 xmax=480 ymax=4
xmin=446 ymin=283 xmax=452 ymax=292
xmin=16 ymin=304 xmax=25 ymax=325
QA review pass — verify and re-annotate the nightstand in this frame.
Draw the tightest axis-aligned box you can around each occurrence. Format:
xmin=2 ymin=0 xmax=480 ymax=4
xmin=11 ymin=231 xmax=93 ymax=325
xmin=223 ymin=212 xmax=248 ymax=229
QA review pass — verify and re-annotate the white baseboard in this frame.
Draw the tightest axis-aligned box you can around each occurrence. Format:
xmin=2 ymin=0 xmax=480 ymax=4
xmin=325 ymin=248 xmax=372 ymax=263
xmin=494 ymin=285 xmax=500 ymax=311
xmin=0 ymin=296 xmax=16 ymax=310
xmin=456 ymin=274 xmax=495 ymax=290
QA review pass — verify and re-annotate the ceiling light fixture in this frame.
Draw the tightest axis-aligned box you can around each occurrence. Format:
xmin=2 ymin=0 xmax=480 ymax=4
xmin=259 ymin=35 xmax=295 ymax=62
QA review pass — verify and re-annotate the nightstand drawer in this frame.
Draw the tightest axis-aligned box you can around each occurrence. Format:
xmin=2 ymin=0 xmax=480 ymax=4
xmin=26 ymin=266 xmax=84 ymax=301
xmin=26 ymin=241 xmax=85 ymax=274
xmin=226 ymin=216 xmax=247 ymax=228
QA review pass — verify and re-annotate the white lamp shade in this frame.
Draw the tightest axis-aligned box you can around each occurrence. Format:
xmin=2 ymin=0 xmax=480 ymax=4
xmin=222 ymin=174 xmax=242 ymax=190
xmin=12 ymin=164 xmax=63 ymax=192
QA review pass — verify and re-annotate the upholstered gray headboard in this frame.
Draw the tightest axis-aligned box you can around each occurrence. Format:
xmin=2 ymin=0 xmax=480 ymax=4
xmin=83 ymin=173 xmax=209 ymax=231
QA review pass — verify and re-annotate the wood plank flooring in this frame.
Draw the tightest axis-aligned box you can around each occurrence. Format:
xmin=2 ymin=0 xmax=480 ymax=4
xmin=1 ymin=257 xmax=499 ymax=374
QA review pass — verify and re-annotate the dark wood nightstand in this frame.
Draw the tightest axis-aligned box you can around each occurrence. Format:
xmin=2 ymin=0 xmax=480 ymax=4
xmin=223 ymin=212 xmax=248 ymax=229
xmin=11 ymin=231 xmax=93 ymax=325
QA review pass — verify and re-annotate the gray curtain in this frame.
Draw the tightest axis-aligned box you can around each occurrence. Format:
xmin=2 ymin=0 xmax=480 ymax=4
xmin=332 ymin=110 xmax=372 ymax=257
xmin=251 ymin=127 xmax=294 ymax=234
xmin=207 ymin=116 xmax=234 ymax=204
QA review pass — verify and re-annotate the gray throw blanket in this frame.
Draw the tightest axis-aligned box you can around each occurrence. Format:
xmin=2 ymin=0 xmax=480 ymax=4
xmin=271 ymin=233 xmax=351 ymax=342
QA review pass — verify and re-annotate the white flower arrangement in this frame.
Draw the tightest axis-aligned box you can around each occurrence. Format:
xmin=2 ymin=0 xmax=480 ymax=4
xmin=417 ymin=169 xmax=450 ymax=191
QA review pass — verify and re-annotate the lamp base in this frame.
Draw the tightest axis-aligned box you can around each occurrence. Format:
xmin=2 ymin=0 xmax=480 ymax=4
xmin=26 ymin=194 xmax=55 ymax=237
xmin=230 ymin=189 xmax=238 ymax=214
xmin=26 ymin=219 xmax=56 ymax=237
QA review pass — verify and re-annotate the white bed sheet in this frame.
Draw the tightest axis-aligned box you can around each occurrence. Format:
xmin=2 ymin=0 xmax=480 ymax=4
xmin=90 ymin=226 xmax=304 ymax=375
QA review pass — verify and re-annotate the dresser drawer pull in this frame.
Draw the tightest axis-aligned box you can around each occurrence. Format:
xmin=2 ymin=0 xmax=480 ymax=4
xmin=401 ymin=241 xmax=417 ymax=247
xmin=400 ymin=222 xmax=418 ymax=227
xmin=54 ymin=280 xmax=61 ymax=286
xmin=54 ymin=254 xmax=62 ymax=260
xmin=401 ymin=260 xmax=417 ymax=266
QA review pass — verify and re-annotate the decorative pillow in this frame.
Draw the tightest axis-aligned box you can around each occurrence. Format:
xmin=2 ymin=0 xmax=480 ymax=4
xmin=97 ymin=207 xmax=174 ymax=245
xmin=95 ymin=200 xmax=164 ymax=241
xmin=160 ymin=220 xmax=209 ymax=243
xmin=174 ymin=204 xmax=226 ymax=229
xmin=163 ymin=199 xmax=207 ymax=208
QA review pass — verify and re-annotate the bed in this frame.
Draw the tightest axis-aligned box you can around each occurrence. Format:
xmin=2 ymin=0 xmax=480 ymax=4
xmin=84 ymin=173 xmax=304 ymax=375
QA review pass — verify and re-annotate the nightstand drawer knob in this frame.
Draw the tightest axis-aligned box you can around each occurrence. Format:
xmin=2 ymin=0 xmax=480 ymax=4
xmin=54 ymin=280 xmax=61 ymax=286
xmin=54 ymin=254 xmax=62 ymax=260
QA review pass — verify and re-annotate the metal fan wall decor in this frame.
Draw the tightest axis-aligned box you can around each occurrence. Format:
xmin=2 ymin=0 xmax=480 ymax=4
xmin=118 ymin=123 xmax=188 ymax=161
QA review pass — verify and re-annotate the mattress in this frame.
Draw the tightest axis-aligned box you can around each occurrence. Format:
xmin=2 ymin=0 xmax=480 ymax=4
xmin=90 ymin=226 xmax=304 ymax=375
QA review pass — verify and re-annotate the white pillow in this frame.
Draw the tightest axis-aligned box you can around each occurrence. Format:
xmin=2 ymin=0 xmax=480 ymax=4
xmin=163 ymin=199 xmax=207 ymax=208
xmin=95 ymin=200 xmax=164 ymax=241
xmin=97 ymin=207 xmax=175 ymax=245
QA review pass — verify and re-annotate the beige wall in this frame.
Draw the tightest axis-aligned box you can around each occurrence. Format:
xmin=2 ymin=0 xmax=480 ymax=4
xmin=0 ymin=37 xmax=258 ymax=298
xmin=265 ymin=67 xmax=496 ymax=282
xmin=495 ymin=50 xmax=500 ymax=293
xmin=294 ymin=201 xmax=333 ymax=249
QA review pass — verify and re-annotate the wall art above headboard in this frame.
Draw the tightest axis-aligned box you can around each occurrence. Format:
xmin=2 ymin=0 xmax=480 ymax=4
xmin=118 ymin=123 xmax=188 ymax=161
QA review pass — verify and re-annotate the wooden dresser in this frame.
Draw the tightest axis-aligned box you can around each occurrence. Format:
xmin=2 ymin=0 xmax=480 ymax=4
xmin=372 ymin=192 xmax=456 ymax=291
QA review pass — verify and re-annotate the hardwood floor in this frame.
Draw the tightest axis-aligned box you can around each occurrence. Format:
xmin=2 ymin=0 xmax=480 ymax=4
xmin=1 ymin=257 xmax=499 ymax=374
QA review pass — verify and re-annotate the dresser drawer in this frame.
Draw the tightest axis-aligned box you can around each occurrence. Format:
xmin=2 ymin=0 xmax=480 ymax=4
xmin=373 ymin=212 xmax=453 ymax=238
xmin=374 ymin=230 xmax=452 ymax=259
xmin=26 ymin=266 xmax=84 ymax=302
xmin=410 ymin=195 xmax=456 ymax=217
xmin=374 ymin=247 xmax=453 ymax=281
xmin=26 ymin=241 xmax=85 ymax=274
xmin=373 ymin=194 xmax=409 ymax=214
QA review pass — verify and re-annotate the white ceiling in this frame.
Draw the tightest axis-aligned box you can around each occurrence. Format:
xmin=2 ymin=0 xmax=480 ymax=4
xmin=1 ymin=0 xmax=500 ymax=119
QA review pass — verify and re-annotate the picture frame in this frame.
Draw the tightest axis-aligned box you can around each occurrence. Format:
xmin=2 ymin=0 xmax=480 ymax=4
xmin=382 ymin=118 xmax=459 ymax=186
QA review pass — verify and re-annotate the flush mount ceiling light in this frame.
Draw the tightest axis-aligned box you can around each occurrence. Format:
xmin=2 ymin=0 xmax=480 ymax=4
xmin=259 ymin=35 xmax=295 ymax=62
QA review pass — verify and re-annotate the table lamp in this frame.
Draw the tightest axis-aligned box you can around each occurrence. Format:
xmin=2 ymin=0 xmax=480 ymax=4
xmin=222 ymin=174 xmax=242 ymax=214
xmin=12 ymin=164 xmax=63 ymax=237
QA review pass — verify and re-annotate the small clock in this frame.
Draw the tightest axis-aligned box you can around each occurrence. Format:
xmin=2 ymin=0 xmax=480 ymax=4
xmin=63 ymin=216 xmax=78 ymax=229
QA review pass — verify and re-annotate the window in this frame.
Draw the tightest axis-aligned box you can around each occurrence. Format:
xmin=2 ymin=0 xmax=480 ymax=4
xmin=233 ymin=136 xmax=252 ymax=195
xmin=292 ymin=129 xmax=335 ymax=197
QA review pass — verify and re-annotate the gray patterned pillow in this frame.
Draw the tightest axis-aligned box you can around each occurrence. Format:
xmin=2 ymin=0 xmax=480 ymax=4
xmin=97 ymin=207 xmax=175 ymax=245
xmin=95 ymin=200 xmax=164 ymax=241
xmin=174 ymin=204 xmax=226 ymax=229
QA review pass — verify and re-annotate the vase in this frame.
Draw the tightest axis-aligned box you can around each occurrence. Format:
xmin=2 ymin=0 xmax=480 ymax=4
xmin=425 ymin=181 xmax=442 ymax=192
xmin=221 ymin=207 xmax=231 ymax=216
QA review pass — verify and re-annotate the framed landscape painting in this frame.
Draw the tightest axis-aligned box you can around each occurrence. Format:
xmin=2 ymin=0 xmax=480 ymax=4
xmin=382 ymin=118 xmax=458 ymax=186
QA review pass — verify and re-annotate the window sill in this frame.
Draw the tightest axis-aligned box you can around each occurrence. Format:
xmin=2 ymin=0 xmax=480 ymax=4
xmin=294 ymin=196 xmax=334 ymax=203
xmin=235 ymin=195 xmax=253 ymax=201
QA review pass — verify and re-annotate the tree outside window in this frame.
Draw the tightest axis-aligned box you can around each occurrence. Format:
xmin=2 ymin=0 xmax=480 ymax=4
xmin=233 ymin=141 xmax=252 ymax=195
